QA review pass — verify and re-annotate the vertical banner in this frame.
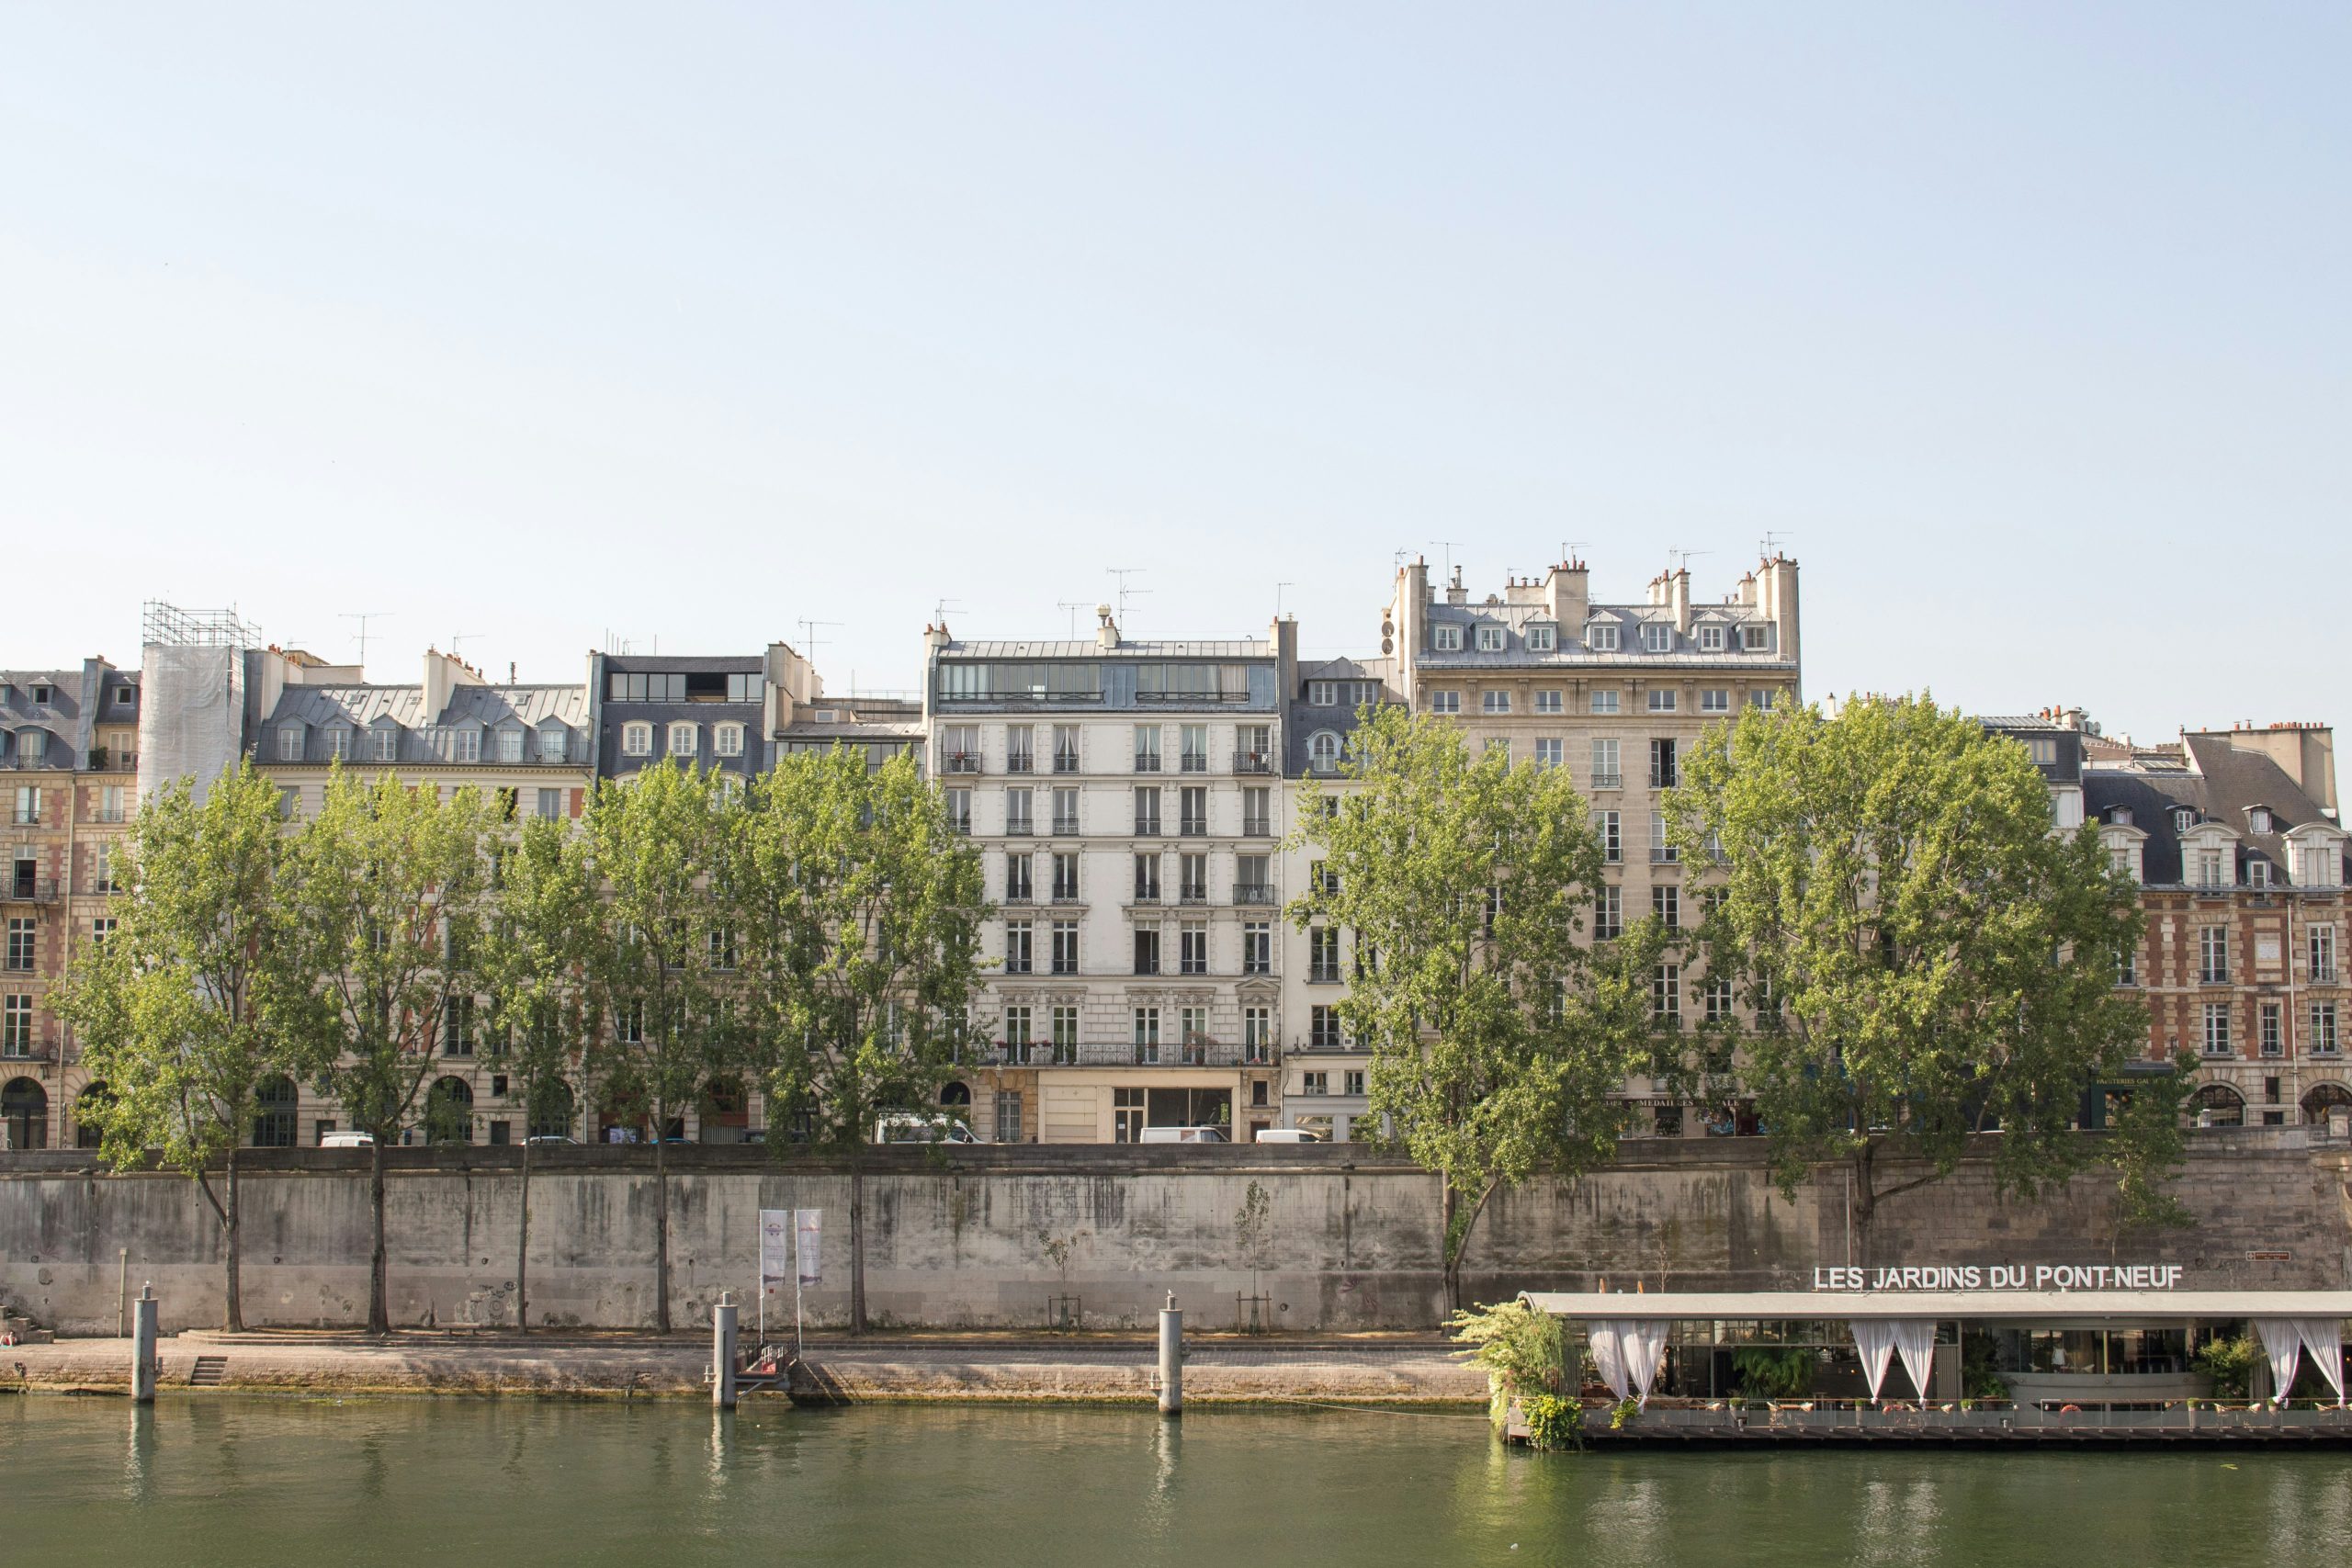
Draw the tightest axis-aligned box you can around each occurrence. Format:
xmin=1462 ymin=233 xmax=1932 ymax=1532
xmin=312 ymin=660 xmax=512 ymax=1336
xmin=758 ymin=1211 xmax=794 ymax=1283
xmin=795 ymin=1210 xmax=822 ymax=1286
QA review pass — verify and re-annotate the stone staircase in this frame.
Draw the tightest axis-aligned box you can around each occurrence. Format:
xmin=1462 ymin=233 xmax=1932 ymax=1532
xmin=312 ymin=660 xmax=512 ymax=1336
xmin=0 ymin=1307 xmax=55 ymax=1347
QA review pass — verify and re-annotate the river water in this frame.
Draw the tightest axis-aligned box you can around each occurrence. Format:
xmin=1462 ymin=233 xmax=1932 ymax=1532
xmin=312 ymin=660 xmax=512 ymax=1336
xmin=6 ymin=1397 xmax=2349 ymax=1567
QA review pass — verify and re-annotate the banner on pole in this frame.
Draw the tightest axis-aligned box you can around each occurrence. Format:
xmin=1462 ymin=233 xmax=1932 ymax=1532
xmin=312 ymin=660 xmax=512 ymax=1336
xmin=758 ymin=1210 xmax=794 ymax=1283
xmin=795 ymin=1210 xmax=822 ymax=1286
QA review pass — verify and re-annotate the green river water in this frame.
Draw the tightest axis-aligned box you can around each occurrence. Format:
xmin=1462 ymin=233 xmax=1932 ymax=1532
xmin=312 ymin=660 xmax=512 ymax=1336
xmin=4 ymin=1397 xmax=2348 ymax=1567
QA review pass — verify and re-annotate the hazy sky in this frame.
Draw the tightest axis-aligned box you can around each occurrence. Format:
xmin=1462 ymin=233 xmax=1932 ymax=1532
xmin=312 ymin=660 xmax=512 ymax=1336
xmin=5 ymin=5 xmax=2344 ymax=742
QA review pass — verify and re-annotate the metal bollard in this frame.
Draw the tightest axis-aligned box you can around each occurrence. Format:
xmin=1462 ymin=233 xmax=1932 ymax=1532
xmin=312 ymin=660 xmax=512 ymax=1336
xmin=713 ymin=1292 xmax=739 ymax=1410
xmin=131 ymin=1283 xmax=158 ymax=1404
xmin=1158 ymin=1292 xmax=1182 ymax=1416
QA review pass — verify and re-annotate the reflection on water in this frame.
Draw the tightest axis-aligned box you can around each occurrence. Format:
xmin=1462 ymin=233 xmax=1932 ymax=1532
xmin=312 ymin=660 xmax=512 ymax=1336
xmin=5 ymin=1398 xmax=2350 ymax=1568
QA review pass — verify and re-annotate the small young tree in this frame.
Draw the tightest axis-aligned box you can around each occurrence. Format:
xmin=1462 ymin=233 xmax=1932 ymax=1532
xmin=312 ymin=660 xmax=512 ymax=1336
xmin=1291 ymin=705 xmax=1664 ymax=1312
xmin=285 ymin=768 xmax=497 ymax=1334
xmin=580 ymin=758 xmax=737 ymax=1334
xmin=731 ymin=747 xmax=989 ymax=1334
xmin=1663 ymin=694 xmax=2161 ymax=1257
xmin=51 ymin=762 xmax=310 ymax=1331
xmin=481 ymin=811 xmax=600 ymax=1333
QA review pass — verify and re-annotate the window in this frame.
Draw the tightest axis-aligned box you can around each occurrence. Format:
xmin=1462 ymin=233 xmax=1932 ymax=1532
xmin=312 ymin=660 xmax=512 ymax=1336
xmin=1595 ymin=885 xmax=1622 ymax=941
xmin=1309 ymin=927 xmax=1340 ymax=983
xmin=19 ymin=730 xmax=45 ymax=764
xmin=1004 ymin=852 xmax=1034 ymax=903
xmin=2173 ymin=807 xmax=2196 ymax=835
xmin=2 ymin=995 xmax=30 ymax=1056
xmin=4 ymin=919 xmax=30 ymax=971
xmin=715 ymin=724 xmax=744 ymax=758
xmin=1133 ymin=785 xmax=1161 ymax=836
xmin=2194 ymin=849 xmax=2226 ymax=888
xmin=2259 ymin=1003 xmax=2282 ymax=1057
xmin=92 ymin=843 xmax=118 ymax=894
xmin=537 ymin=788 xmax=563 ymax=821
xmin=1649 ymin=811 xmax=1678 ymax=863
xmin=1308 ymin=731 xmax=1343 ymax=770
xmin=1533 ymin=739 xmax=1563 ymax=769
xmin=1237 ymin=853 xmax=1272 ymax=902
xmin=1589 ymin=690 xmax=1620 ymax=716
xmin=1179 ymin=786 xmax=1207 ymax=836
xmin=1594 ymin=809 xmax=1622 ymax=863
xmin=1133 ymin=1007 xmax=1161 ymax=1062
xmin=443 ymin=996 xmax=476 ymax=1056
xmin=1053 ymin=788 xmax=1081 ymax=835
xmin=1750 ymin=689 xmax=1779 ymax=710
xmin=1741 ymin=626 xmax=1769 ymax=651
xmin=1590 ymin=738 xmax=1621 ymax=787
xmin=1134 ymin=725 xmax=1161 ymax=773
xmin=1701 ymin=689 xmax=1729 ymax=713
xmin=994 ymin=1091 xmax=1023 ymax=1145
xmin=495 ymin=728 xmax=524 ymax=763
xmin=1180 ymin=852 xmax=1208 ymax=904
xmin=2199 ymin=927 xmax=2229 ymax=984
xmin=666 ymin=722 xmax=696 ymax=757
xmin=1051 ymin=852 xmax=1080 ymax=901
xmin=2118 ymin=943 xmax=2138 ymax=987
xmin=1180 ymin=725 xmax=1208 ymax=773
xmin=1652 ymin=885 xmax=1679 ymax=929
xmin=2247 ymin=859 xmax=2272 ymax=891
xmin=1429 ymin=691 xmax=1461 ymax=715
xmin=944 ymin=788 xmax=972 ymax=834
xmin=1433 ymin=625 xmax=1464 ymax=651
xmin=1527 ymin=625 xmax=1556 ymax=652
xmin=1534 ymin=689 xmax=1563 ymax=714
xmin=2202 ymin=1002 xmax=2232 ymax=1056
xmin=1640 ymin=623 xmax=1672 ymax=653
xmin=1302 ymin=1071 xmax=1329 ymax=1096
xmin=2249 ymin=807 xmax=2272 ymax=835
xmin=2312 ymin=1001 xmax=2340 ymax=1055
xmin=1180 ymin=923 xmax=1208 ymax=976
xmin=2312 ymin=925 xmax=2338 ymax=983
xmin=1242 ymin=786 xmax=1272 ymax=836
xmin=1481 ymin=691 xmax=1510 ymax=715
xmin=446 ymin=728 xmax=478 ymax=763
xmin=1702 ymin=976 xmax=1734 ymax=1023
xmin=621 ymin=723 xmax=652 ymax=757
xmin=1051 ymin=920 xmax=1079 ymax=975
xmin=1005 ymin=726 xmax=1035 ymax=773
xmin=1309 ymin=681 xmax=1337 ymax=706
xmin=370 ymin=727 xmax=397 ymax=762
xmin=1242 ymin=921 xmax=1271 ymax=975
xmin=1133 ymin=928 xmax=1160 ymax=976
xmin=1133 ymin=852 xmax=1161 ymax=902
xmin=114 ymin=688 xmax=133 ymax=705
xmin=1052 ymin=725 xmax=1081 ymax=773
xmin=1649 ymin=738 xmax=1679 ymax=789
xmin=1646 ymin=689 xmax=1678 ymax=713
xmin=1476 ymin=625 xmax=1504 ymax=652
xmin=2301 ymin=842 xmax=2345 ymax=887
xmin=1698 ymin=625 xmax=1724 ymax=652
xmin=1004 ymin=921 xmax=1033 ymax=975
xmin=1050 ymin=1005 xmax=1079 ymax=1064
xmin=1309 ymin=1007 xmax=1343 ymax=1049
xmin=324 ymin=729 xmax=350 ymax=761
xmin=1653 ymin=964 xmax=1680 ymax=1021
xmin=1588 ymin=622 xmax=1620 ymax=652
xmin=278 ymin=726 xmax=303 ymax=761
xmin=97 ymin=784 xmax=125 ymax=823
xmin=1343 ymin=1069 xmax=1366 ymax=1097
xmin=1243 ymin=1006 xmax=1272 ymax=1060
xmin=89 ymin=918 xmax=117 ymax=949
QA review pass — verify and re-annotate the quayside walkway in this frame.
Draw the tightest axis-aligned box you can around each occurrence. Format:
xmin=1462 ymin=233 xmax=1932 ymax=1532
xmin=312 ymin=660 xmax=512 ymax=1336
xmin=1521 ymin=1401 xmax=2352 ymax=1446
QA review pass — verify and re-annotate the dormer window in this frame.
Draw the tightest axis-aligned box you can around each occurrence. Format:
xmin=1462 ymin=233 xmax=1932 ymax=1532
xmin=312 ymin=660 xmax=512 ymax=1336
xmin=1308 ymin=681 xmax=1337 ymax=706
xmin=1588 ymin=622 xmax=1620 ymax=652
xmin=537 ymin=726 xmax=569 ymax=762
xmin=2247 ymin=858 xmax=2273 ymax=890
xmin=1527 ymin=624 xmax=1556 ymax=652
xmin=373 ymin=728 xmax=399 ymax=763
xmin=278 ymin=727 xmax=303 ymax=761
xmin=1640 ymin=624 xmax=1673 ymax=653
xmin=669 ymin=722 xmax=698 ymax=756
xmin=2173 ymin=807 xmax=2195 ymax=835
xmin=622 ymin=722 xmax=652 ymax=758
xmin=2109 ymin=807 xmax=2133 ymax=828
xmin=29 ymin=684 xmax=51 ymax=705
xmin=1476 ymin=625 xmax=1504 ymax=652
xmin=496 ymin=728 xmax=525 ymax=763
xmin=1697 ymin=625 xmax=1724 ymax=652
xmin=1433 ymin=625 xmax=1464 ymax=652
xmin=1741 ymin=626 xmax=1770 ymax=652
xmin=326 ymin=729 xmax=350 ymax=761
xmin=1307 ymin=731 xmax=1341 ymax=772
xmin=113 ymin=688 xmax=133 ymax=706
xmin=2248 ymin=807 xmax=2273 ymax=835
xmin=715 ymin=723 xmax=745 ymax=758
xmin=452 ymin=728 xmax=481 ymax=763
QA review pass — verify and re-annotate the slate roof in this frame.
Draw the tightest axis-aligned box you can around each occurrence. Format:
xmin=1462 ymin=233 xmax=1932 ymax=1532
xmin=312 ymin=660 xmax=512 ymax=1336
xmin=1419 ymin=597 xmax=1786 ymax=668
xmin=2085 ymin=736 xmax=2346 ymax=888
xmin=266 ymin=682 xmax=591 ymax=730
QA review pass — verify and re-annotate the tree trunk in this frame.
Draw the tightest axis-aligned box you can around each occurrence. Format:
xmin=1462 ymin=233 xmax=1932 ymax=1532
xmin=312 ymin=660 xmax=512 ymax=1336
xmin=653 ymin=1124 xmax=672 ymax=1334
xmin=223 ymin=1146 xmax=243 ymax=1333
xmin=1442 ymin=1177 xmax=1499 ymax=1316
xmin=368 ymin=1136 xmax=390 ymax=1335
xmin=850 ymin=1156 xmax=867 ymax=1336
xmin=515 ymin=1133 xmax=532 ymax=1334
xmin=1440 ymin=1178 xmax=1460 ymax=1314
xmin=1851 ymin=1145 xmax=1877 ymax=1271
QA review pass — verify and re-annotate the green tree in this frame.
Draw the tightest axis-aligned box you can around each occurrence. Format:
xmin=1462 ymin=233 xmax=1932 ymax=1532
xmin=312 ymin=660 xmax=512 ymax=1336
xmin=1662 ymin=694 xmax=2163 ymax=1256
xmin=285 ymin=768 xmax=498 ymax=1334
xmin=1289 ymin=705 xmax=1664 ymax=1312
xmin=730 ymin=747 xmax=989 ymax=1333
xmin=481 ymin=811 xmax=601 ymax=1333
xmin=51 ymin=763 xmax=310 ymax=1331
xmin=580 ymin=758 xmax=738 ymax=1334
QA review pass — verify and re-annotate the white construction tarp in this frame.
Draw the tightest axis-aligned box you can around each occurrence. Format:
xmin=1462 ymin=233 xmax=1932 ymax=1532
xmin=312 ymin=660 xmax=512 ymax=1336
xmin=139 ymin=643 xmax=243 ymax=804
xmin=1588 ymin=1320 xmax=1670 ymax=1409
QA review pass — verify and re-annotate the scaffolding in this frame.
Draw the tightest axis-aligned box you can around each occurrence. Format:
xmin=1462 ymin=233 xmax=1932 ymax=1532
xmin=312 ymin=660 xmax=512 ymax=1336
xmin=141 ymin=601 xmax=261 ymax=649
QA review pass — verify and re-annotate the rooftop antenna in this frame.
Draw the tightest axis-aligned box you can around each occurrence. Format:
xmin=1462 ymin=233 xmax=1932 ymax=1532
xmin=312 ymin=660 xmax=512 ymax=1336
xmin=1760 ymin=530 xmax=1792 ymax=560
xmin=933 ymin=597 xmax=963 ymax=626
xmin=1667 ymin=547 xmax=1713 ymax=574
xmin=797 ymin=618 xmax=842 ymax=668
xmin=1428 ymin=540 xmax=1464 ymax=581
xmin=447 ymin=633 xmax=483 ymax=666
xmin=1275 ymin=581 xmax=1295 ymax=615
xmin=1106 ymin=568 xmax=1148 ymax=626
xmin=339 ymin=611 xmax=390 ymax=671
xmin=1561 ymin=540 xmax=1589 ymax=566
xmin=1056 ymin=601 xmax=1090 ymax=638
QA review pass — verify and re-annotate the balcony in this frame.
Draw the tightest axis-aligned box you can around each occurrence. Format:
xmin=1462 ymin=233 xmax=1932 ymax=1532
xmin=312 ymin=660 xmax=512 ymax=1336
xmin=5 ymin=877 xmax=60 ymax=905
xmin=1650 ymin=847 xmax=1679 ymax=864
xmin=1179 ymin=887 xmax=1209 ymax=906
xmin=1051 ymin=890 xmax=1082 ymax=906
xmin=1241 ymin=817 xmax=1272 ymax=838
xmin=1179 ymin=817 xmax=1208 ymax=837
xmin=2314 ymin=965 xmax=2339 ymax=985
xmin=941 ymin=754 xmax=982 ymax=775
xmin=1234 ymin=885 xmax=1275 ymax=906
xmin=1134 ymin=755 xmax=1161 ymax=773
xmin=1005 ymin=753 xmax=1035 ymax=774
xmin=1650 ymin=769 xmax=1679 ymax=790
xmin=973 ymin=1041 xmax=1275 ymax=1069
xmin=1003 ymin=818 xmax=1035 ymax=837
xmin=1232 ymin=756 xmax=1273 ymax=775
xmin=1053 ymin=753 xmax=1081 ymax=774
xmin=1133 ymin=817 xmax=1162 ymax=837
xmin=1180 ymin=753 xmax=1208 ymax=773
xmin=1591 ymin=771 xmax=1623 ymax=790
xmin=1132 ymin=887 xmax=1161 ymax=906
xmin=1051 ymin=817 xmax=1083 ymax=836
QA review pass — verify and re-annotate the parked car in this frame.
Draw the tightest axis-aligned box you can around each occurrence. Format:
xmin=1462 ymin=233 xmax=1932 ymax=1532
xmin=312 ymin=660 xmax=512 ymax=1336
xmin=320 ymin=1130 xmax=375 ymax=1148
xmin=524 ymin=1134 xmax=576 ymax=1146
xmin=1254 ymin=1127 xmax=1322 ymax=1144
xmin=1139 ymin=1125 xmax=1228 ymax=1144
xmin=874 ymin=1113 xmax=979 ymax=1145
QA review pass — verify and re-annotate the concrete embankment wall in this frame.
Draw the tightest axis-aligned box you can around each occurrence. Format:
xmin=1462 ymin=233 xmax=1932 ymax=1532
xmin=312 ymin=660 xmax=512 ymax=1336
xmin=4 ymin=1135 xmax=2346 ymax=1334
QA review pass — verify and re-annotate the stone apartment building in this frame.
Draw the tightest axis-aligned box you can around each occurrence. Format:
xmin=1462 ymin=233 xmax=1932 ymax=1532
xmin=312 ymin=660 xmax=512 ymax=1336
xmin=2 ymin=660 xmax=140 ymax=1150
xmin=923 ymin=608 xmax=1288 ymax=1143
xmin=1374 ymin=553 xmax=1805 ymax=1136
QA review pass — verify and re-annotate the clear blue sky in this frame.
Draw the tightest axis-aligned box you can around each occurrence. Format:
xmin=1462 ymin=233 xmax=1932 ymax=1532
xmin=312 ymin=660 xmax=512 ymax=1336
xmin=5 ymin=4 xmax=2343 ymax=742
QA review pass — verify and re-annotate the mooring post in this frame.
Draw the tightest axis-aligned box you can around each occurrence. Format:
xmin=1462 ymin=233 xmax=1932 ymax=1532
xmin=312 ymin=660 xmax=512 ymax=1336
xmin=713 ymin=1292 xmax=739 ymax=1410
xmin=131 ymin=1283 xmax=157 ymax=1404
xmin=1158 ymin=1291 xmax=1183 ymax=1416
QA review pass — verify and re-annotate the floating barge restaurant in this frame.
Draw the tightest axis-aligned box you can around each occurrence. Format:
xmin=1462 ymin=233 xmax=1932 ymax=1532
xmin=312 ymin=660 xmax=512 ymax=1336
xmin=1512 ymin=1288 xmax=2352 ymax=1444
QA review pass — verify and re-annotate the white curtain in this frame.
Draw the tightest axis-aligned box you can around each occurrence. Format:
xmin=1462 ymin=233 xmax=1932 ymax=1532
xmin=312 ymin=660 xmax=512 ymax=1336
xmin=1891 ymin=1320 xmax=1937 ymax=1401
xmin=1851 ymin=1319 xmax=1899 ymax=1401
xmin=2254 ymin=1318 xmax=2303 ymax=1401
xmin=1589 ymin=1320 xmax=1671 ymax=1408
xmin=2292 ymin=1318 xmax=2346 ymax=1405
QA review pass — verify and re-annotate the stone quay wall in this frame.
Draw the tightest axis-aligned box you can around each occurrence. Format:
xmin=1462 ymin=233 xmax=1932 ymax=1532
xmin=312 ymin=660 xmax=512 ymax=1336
xmin=3 ymin=1134 xmax=2346 ymax=1335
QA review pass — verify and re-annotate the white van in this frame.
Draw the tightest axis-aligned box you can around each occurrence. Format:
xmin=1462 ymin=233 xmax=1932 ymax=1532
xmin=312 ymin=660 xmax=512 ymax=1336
xmin=1138 ymin=1125 xmax=1228 ymax=1144
xmin=874 ymin=1113 xmax=979 ymax=1145
xmin=1254 ymin=1127 xmax=1322 ymax=1144
xmin=320 ymin=1130 xmax=375 ymax=1148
